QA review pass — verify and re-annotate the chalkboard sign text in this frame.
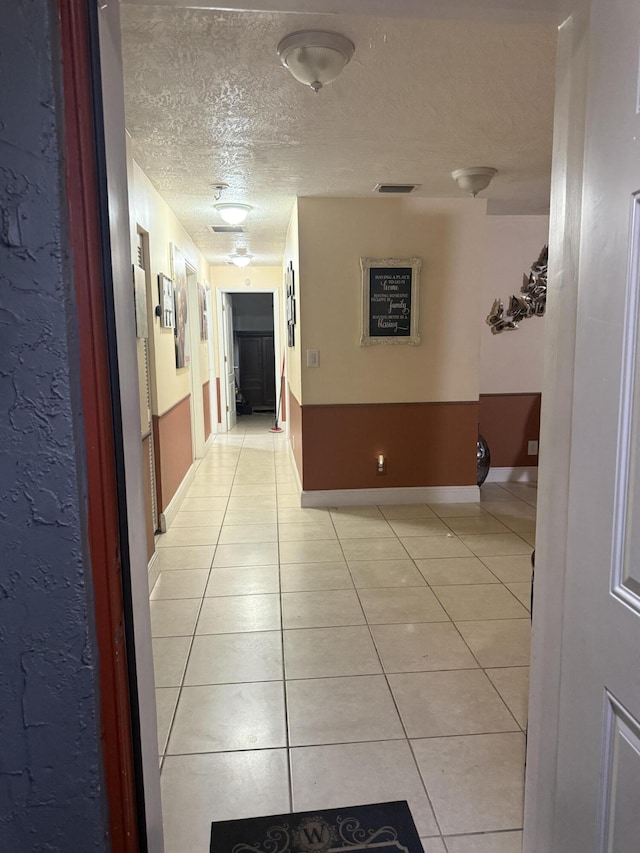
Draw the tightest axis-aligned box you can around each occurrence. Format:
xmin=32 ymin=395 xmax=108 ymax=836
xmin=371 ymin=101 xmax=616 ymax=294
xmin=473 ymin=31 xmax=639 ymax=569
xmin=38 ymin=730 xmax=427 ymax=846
xmin=360 ymin=257 xmax=421 ymax=346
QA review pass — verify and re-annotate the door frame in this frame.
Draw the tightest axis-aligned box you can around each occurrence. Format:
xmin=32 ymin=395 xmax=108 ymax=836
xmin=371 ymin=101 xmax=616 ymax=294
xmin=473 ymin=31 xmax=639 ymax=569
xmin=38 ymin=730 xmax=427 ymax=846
xmin=215 ymin=285 xmax=284 ymax=433
xmin=185 ymin=259 xmax=207 ymax=458
xmin=87 ymin=0 xmax=163 ymax=848
xmin=205 ymin=282 xmax=218 ymax=437
xmin=523 ymin=0 xmax=590 ymax=850
xmin=72 ymin=0 xmax=598 ymax=847
xmin=218 ymin=290 xmax=237 ymax=432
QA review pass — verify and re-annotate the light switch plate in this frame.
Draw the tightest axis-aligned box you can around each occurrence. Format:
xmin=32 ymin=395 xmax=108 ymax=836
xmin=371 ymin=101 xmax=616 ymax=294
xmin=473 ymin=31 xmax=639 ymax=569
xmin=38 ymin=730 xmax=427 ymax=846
xmin=306 ymin=348 xmax=320 ymax=368
xmin=528 ymin=440 xmax=539 ymax=456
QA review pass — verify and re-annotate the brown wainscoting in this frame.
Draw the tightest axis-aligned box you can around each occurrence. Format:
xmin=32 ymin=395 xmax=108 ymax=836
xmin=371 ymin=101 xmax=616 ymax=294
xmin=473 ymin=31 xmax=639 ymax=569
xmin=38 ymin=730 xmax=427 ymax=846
xmin=479 ymin=393 xmax=541 ymax=467
xmin=216 ymin=377 xmax=222 ymax=424
xmin=152 ymin=394 xmax=193 ymax=513
xmin=288 ymin=387 xmax=303 ymax=480
xmin=301 ymin=401 xmax=478 ymax=491
xmin=203 ymin=380 xmax=212 ymax=440
xmin=141 ymin=434 xmax=156 ymax=562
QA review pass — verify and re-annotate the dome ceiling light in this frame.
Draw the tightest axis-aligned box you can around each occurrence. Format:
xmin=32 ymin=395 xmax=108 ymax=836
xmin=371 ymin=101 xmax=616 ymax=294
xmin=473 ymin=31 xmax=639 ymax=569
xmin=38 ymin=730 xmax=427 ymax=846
xmin=277 ymin=30 xmax=355 ymax=93
xmin=228 ymin=249 xmax=253 ymax=269
xmin=215 ymin=203 xmax=253 ymax=226
xmin=451 ymin=166 xmax=498 ymax=197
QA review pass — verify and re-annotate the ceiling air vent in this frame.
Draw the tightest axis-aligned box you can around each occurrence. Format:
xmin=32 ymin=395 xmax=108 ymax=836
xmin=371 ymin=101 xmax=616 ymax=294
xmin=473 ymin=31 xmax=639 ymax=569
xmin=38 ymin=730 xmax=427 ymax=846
xmin=210 ymin=225 xmax=245 ymax=233
xmin=373 ymin=183 xmax=421 ymax=194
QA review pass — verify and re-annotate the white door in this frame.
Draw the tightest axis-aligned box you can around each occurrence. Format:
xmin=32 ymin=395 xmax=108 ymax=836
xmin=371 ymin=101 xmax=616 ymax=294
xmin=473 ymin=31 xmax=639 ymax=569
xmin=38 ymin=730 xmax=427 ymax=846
xmin=543 ymin=1 xmax=640 ymax=849
xmin=222 ymin=293 xmax=237 ymax=431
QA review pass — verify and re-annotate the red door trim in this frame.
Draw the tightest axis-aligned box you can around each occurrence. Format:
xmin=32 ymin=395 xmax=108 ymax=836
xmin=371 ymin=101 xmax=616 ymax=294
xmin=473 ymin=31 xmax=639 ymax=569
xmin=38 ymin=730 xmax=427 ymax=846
xmin=58 ymin=2 xmax=140 ymax=849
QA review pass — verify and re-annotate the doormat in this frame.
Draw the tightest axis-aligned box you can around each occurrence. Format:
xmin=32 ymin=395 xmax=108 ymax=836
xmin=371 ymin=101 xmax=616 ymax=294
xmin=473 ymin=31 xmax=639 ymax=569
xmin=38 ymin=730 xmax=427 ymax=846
xmin=210 ymin=800 xmax=423 ymax=852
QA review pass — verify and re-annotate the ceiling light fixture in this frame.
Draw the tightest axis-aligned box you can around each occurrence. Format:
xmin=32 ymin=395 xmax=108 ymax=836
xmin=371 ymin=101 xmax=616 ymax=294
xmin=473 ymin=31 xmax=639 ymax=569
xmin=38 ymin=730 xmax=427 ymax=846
xmin=215 ymin=203 xmax=253 ymax=226
xmin=228 ymin=249 xmax=253 ymax=269
xmin=210 ymin=182 xmax=229 ymax=201
xmin=277 ymin=30 xmax=355 ymax=93
xmin=451 ymin=167 xmax=498 ymax=197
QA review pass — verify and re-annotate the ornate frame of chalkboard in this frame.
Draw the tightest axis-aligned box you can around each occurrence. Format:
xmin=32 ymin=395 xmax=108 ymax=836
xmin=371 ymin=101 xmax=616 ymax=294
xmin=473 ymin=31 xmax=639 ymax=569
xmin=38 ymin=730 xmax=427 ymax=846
xmin=360 ymin=257 xmax=421 ymax=346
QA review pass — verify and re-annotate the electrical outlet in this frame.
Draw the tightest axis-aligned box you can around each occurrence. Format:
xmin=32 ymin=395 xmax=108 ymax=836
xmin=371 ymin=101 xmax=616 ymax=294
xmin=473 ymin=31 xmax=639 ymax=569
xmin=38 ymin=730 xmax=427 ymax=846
xmin=528 ymin=440 xmax=539 ymax=456
xmin=306 ymin=349 xmax=320 ymax=368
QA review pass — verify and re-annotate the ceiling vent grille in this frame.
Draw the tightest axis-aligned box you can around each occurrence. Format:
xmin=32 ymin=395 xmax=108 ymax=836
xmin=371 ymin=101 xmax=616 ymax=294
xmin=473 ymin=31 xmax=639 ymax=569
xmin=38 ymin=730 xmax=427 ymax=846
xmin=210 ymin=225 xmax=245 ymax=233
xmin=373 ymin=183 xmax=420 ymax=194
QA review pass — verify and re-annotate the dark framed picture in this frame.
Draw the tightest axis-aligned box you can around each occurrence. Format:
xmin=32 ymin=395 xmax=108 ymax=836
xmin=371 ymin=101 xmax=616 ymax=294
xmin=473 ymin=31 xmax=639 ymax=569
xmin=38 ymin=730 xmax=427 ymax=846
xmin=286 ymin=260 xmax=296 ymax=347
xmin=158 ymin=273 xmax=174 ymax=329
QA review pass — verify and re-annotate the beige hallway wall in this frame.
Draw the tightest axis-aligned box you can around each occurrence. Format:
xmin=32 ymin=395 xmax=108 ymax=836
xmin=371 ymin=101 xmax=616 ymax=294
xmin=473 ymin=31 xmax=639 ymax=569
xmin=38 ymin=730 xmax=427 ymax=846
xmin=298 ymin=196 xmax=486 ymax=406
xmin=128 ymin=158 xmax=212 ymax=510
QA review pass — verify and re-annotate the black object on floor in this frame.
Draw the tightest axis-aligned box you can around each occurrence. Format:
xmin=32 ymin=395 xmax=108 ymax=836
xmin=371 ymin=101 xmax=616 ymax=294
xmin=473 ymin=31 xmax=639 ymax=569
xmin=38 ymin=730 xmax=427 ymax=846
xmin=210 ymin=801 xmax=423 ymax=852
xmin=477 ymin=434 xmax=491 ymax=486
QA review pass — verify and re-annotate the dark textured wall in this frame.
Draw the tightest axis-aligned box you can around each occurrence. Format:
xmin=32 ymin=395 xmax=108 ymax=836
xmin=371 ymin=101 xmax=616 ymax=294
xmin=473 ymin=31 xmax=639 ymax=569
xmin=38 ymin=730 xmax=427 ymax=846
xmin=0 ymin=1 xmax=108 ymax=849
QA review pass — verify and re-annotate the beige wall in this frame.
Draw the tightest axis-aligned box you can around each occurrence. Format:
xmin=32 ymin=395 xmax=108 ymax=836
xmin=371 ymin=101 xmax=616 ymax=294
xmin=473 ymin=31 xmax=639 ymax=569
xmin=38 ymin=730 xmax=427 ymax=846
xmin=297 ymin=197 xmax=486 ymax=405
xmin=129 ymin=159 xmax=210 ymax=416
xmin=211 ymin=264 xmax=284 ymax=293
xmin=480 ymin=214 xmax=549 ymax=394
xmin=283 ymin=201 xmax=302 ymax=403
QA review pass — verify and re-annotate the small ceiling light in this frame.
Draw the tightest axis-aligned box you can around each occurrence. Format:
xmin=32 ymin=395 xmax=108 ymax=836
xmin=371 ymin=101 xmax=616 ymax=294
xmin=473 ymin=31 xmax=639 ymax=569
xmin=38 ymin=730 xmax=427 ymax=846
xmin=277 ymin=30 xmax=355 ymax=93
xmin=451 ymin=167 xmax=498 ymax=197
xmin=215 ymin=203 xmax=253 ymax=226
xmin=228 ymin=249 xmax=253 ymax=269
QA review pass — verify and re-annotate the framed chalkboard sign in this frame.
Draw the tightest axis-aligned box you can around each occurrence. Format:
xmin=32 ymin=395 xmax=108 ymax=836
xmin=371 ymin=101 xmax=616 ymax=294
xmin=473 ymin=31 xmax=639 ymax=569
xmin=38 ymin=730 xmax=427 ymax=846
xmin=360 ymin=257 xmax=421 ymax=346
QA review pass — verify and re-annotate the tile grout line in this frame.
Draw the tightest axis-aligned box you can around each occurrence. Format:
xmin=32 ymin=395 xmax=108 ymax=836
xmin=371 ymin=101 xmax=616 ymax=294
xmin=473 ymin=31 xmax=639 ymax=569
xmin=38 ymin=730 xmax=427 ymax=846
xmin=327 ymin=506 xmax=447 ymax=844
xmin=271 ymin=435 xmax=296 ymax=814
xmin=157 ymin=427 xmax=240 ymax=771
xmin=153 ymin=436 xmax=534 ymax=841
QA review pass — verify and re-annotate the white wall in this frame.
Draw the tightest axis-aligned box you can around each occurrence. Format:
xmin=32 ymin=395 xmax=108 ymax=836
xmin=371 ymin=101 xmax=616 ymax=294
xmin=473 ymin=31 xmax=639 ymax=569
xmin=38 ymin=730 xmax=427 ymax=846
xmin=480 ymin=215 xmax=549 ymax=394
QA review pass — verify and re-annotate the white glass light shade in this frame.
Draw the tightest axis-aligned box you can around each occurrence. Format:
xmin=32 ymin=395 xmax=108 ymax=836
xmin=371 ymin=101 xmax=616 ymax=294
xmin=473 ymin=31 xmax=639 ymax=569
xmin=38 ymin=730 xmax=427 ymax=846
xmin=215 ymin=203 xmax=253 ymax=225
xmin=451 ymin=167 xmax=498 ymax=197
xmin=229 ymin=253 xmax=253 ymax=268
xmin=277 ymin=31 xmax=355 ymax=92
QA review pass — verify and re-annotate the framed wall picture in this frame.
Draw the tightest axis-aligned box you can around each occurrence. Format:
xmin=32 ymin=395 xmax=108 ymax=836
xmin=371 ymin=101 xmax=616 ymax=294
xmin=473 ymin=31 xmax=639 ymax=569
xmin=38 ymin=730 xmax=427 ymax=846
xmin=158 ymin=273 xmax=175 ymax=328
xmin=360 ymin=257 xmax=421 ymax=346
xmin=171 ymin=243 xmax=190 ymax=369
xmin=198 ymin=281 xmax=208 ymax=341
xmin=286 ymin=260 xmax=296 ymax=347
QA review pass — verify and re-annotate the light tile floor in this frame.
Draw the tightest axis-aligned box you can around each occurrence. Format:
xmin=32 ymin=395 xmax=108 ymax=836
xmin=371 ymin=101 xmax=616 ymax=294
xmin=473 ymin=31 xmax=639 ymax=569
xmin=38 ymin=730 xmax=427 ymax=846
xmin=150 ymin=415 xmax=533 ymax=853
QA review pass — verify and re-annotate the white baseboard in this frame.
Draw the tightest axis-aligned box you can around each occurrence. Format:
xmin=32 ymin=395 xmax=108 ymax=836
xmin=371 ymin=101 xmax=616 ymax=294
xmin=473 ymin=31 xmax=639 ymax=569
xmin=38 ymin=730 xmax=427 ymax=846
xmin=288 ymin=441 xmax=303 ymax=494
xmin=486 ymin=466 xmax=538 ymax=484
xmin=159 ymin=462 xmax=197 ymax=532
xmin=301 ymin=485 xmax=480 ymax=508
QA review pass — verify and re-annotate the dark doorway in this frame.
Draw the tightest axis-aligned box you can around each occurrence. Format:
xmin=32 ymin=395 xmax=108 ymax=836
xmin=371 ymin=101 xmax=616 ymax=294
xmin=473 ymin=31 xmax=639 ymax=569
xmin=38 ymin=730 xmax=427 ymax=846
xmin=231 ymin=293 xmax=276 ymax=413
xmin=237 ymin=333 xmax=276 ymax=410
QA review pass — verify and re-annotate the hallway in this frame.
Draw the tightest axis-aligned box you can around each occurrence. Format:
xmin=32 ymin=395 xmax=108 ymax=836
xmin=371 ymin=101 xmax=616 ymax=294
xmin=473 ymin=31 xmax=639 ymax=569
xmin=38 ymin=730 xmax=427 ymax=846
xmin=150 ymin=416 xmax=534 ymax=853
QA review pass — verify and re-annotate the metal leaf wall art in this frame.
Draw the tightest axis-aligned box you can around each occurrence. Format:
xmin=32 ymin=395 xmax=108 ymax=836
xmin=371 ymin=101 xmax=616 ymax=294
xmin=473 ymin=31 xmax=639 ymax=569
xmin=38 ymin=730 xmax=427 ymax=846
xmin=486 ymin=245 xmax=548 ymax=334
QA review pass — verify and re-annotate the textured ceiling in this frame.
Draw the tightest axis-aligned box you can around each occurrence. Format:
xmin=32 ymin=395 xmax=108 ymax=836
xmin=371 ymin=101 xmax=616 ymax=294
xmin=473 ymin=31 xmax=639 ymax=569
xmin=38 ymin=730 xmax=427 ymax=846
xmin=121 ymin=6 xmax=557 ymax=266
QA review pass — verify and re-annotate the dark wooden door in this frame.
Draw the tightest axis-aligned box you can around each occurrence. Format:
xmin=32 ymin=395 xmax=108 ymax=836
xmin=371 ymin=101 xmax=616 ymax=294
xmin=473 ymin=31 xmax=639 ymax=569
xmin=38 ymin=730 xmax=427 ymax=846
xmin=237 ymin=333 xmax=275 ymax=409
